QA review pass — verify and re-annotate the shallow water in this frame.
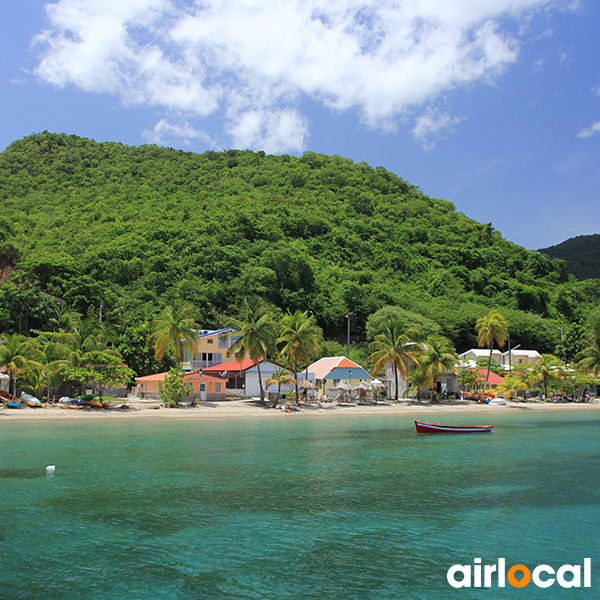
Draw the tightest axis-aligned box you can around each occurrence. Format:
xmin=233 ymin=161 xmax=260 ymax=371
xmin=1 ymin=411 xmax=598 ymax=599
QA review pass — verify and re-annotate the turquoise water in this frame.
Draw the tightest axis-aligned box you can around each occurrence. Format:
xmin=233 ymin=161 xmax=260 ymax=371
xmin=1 ymin=410 xmax=598 ymax=599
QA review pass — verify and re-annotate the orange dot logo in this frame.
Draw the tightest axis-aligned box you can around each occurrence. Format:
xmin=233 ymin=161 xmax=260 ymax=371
xmin=508 ymin=565 xmax=531 ymax=588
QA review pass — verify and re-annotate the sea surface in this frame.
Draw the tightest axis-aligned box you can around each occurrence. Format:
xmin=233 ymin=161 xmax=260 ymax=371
xmin=1 ymin=410 xmax=598 ymax=599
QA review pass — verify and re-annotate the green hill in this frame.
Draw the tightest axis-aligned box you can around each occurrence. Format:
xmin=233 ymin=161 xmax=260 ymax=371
xmin=539 ymin=234 xmax=600 ymax=281
xmin=1 ymin=131 xmax=597 ymax=354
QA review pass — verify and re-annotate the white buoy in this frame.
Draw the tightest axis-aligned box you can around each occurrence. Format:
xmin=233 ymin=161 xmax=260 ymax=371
xmin=45 ymin=465 xmax=56 ymax=474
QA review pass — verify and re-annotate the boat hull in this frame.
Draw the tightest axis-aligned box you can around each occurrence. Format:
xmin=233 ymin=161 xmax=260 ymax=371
xmin=414 ymin=420 xmax=493 ymax=434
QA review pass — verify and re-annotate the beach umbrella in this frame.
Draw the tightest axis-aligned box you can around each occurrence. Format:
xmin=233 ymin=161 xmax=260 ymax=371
xmin=369 ymin=378 xmax=387 ymax=403
xmin=370 ymin=379 xmax=387 ymax=392
xmin=299 ymin=380 xmax=315 ymax=391
xmin=332 ymin=380 xmax=351 ymax=391
xmin=353 ymin=379 xmax=371 ymax=391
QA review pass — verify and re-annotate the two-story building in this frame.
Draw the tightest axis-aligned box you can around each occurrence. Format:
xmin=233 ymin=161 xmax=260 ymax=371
xmin=182 ymin=328 xmax=240 ymax=371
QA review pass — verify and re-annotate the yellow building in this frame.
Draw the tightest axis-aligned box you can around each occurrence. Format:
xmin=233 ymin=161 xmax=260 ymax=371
xmin=182 ymin=328 xmax=240 ymax=371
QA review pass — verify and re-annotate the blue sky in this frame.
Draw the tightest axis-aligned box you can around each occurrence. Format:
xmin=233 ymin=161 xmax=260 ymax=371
xmin=1 ymin=0 xmax=599 ymax=250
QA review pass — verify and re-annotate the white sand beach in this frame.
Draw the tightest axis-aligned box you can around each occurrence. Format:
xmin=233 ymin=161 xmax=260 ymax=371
xmin=2 ymin=396 xmax=600 ymax=423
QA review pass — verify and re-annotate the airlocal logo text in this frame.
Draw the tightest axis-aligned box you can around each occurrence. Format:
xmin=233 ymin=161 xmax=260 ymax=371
xmin=447 ymin=558 xmax=591 ymax=589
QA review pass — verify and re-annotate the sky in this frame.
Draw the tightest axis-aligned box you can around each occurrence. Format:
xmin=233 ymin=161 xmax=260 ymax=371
xmin=1 ymin=0 xmax=599 ymax=250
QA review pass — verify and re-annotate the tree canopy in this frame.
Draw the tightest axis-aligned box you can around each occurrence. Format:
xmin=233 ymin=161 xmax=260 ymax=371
xmin=0 ymin=131 xmax=597 ymax=358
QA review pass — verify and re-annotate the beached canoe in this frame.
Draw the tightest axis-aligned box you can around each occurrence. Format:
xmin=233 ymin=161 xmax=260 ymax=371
xmin=414 ymin=420 xmax=493 ymax=434
xmin=0 ymin=389 xmax=22 ymax=407
xmin=21 ymin=392 xmax=43 ymax=407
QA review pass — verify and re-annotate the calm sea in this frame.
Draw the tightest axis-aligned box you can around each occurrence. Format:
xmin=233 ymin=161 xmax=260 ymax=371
xmin=1 ymin=410 xmax=598 ymax=599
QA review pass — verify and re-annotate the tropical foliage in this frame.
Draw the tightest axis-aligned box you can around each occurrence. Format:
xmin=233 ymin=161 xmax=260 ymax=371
xmin=265 ymin=367 xmax=296 ymax=408
xmin=369 ymin=319 xmax=421 ymax=401
xmin=158 ymin=368 xmax=193 ymax=406
xmin=0 ymin=132 xmax=595 ymax=357
xmin=277 ymin=310 xmax=322 ymax=403
xmin=1 ymin=132 xmax=600 ymax=400
xmin=475 ymin=310 xmax=509 ymax=392
xmin=149 ymin=299 xmax=198 ymax=364
xmin=225 ymin=298 xmax=278 ymax=403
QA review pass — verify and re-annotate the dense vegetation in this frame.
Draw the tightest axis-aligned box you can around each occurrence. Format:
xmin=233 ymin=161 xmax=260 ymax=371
xmin=539 ymin=234 xmax=600 ymax=281
xmin=1 ymin=131 xmax=599 ymax=367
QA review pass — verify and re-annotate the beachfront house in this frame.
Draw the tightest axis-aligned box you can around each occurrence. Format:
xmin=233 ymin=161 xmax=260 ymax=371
xmin=182 ymin=328 xmax=240 ymax=371
xmin=385 ymin=363 xmax=460 ymax=400
xmin=202 ymin=358 xmax=305 ymax=398
xmin=134 ymin=371 xmax=227 ymax=401
xmin=305 ymin=356 xmax=371 ymax=397
xmin=458 ymin=348 xmax=503 ymax=367
xmin=500 ymin=349 xmax=542 ymax=369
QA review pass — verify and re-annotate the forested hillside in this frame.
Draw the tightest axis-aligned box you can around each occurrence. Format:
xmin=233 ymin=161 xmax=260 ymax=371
xmin=1 ymin=132 xmax=598 ymax=356
xmin=539 ymin=234 xmax=600 ymax=281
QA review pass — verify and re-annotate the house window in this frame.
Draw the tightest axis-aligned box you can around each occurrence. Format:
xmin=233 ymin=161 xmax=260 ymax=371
xmin=200 ymin=384 xmax=206 ymax=391
xmin=215 ymin=383 xmax=221 ymax=393
xmin=144 ymin=383 xmax=148 ymax=393
xmin=207 ymin=338 xmax=214 ymax=344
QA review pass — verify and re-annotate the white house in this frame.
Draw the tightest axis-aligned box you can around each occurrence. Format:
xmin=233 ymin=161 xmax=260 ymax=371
xmin=458 ymin=348 xmax=503 ymax=366
xmin=500 ymin=349 xmax=542 ymax=369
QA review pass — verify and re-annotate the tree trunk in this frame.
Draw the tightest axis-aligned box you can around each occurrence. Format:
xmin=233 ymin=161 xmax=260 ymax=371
xmin=257 ymin=362 xmax=265 ymax=403
xmin=273 ymin=384 xmax=281 ymax=409
xmin=394 ymin=364 xmax=399 ymax=402
xmin=484 ymin=342 xmax=493 ymax=392
xmin=293 ymin=358 xmax=299 ymax=404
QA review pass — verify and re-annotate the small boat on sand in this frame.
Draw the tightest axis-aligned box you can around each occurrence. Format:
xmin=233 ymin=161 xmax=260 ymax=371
xmin=414 ymin=420 xmax=493 ymax=434
xmin=21 ymin=392 xmax=43 ymax=407
xmin=0 ymin=389 xmax=22 ymax=408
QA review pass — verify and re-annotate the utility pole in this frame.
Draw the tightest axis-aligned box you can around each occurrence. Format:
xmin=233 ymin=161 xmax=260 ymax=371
xmin=346 ymin=314 xmax=350 ymax=357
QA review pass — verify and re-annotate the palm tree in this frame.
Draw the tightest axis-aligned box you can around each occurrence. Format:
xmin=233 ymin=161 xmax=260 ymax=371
xmin=419 ymin=335 xmax=457 ymax=398
xmin=527 ymin=354 xmax=560 ymax=399
xmin=277 ymin=310 xmax=322 ymax=404
xmin=406 ymin=363 xmax=433 ymax=402
xmin=265 ymin=367 xmax=296 ymax=409
xmin=225 ymin=298 xmax=278 ymax=403
xmin=496 ymin=373 xmax=528 ymax=400
xmin=149 ymin=299 xmax=198 ymax=364
xmin=369 ymin=319 xmax=421 ymax=401
xmin=0 ymin=334 xmax=43 ymax=396
xmin=577 ymin=319 xmax=600 ymax=376
xmin=475 ymin=310 xmax=509 ymax=393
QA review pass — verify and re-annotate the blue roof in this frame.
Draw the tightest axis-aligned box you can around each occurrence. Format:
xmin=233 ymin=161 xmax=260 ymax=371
xmin=193 ymin=328 xmax=237 ymax=339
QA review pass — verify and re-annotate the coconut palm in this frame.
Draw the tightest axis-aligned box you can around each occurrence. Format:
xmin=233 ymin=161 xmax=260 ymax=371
xmin=0 ymin=334 xmax=43 ymax=395
xmin=406 ymin=363 xmax=433 ymax=403
xmin=577 ymin=318 xmax=600 ymax=376
xmin=225 ymin=298 xmax=278 ymax=403
xmin=149 ymin=299 xmax=198 ymax=365
xmin=475 ymin=310 xmax=509 ymax=393
xmin=277 ymin=310 xmax=323 ymax=405
xmin=265 ymin=367 xmax=296 ymax=409
xmin=369 ymin=319 xmax=421 ymax=401
xmin=526 ymin=354 xmax=560 ymax=399
xmin=419 ymin=335 xmax=457 ymax=398
xmin=496 ymin=373 xmax=528 ymax=400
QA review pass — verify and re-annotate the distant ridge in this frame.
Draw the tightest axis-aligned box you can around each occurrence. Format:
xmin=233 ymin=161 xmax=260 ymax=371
xmin=539 ymin=234 xmax=600 ymax=280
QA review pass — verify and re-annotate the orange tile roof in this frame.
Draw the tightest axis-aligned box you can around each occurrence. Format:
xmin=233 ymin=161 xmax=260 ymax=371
xmin=474 ymin=368 xmax=503 ymax=385
xmin=203 ymin=359 xmax=260 ymax=372
xmin=307 ymin=356 xmax=366 ymax=380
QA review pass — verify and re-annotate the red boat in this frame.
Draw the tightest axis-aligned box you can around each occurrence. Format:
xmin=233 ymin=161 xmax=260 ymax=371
xmin=414 ymin=420 xmax=493 ymax=434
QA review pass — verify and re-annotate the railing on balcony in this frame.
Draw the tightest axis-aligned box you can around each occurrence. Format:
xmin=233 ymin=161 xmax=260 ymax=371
xmin=190 ymin=360 xmax=223 ymax=370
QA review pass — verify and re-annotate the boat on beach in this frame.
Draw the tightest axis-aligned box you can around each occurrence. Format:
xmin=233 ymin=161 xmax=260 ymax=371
xmin=21 ymin=392 xmax=43 ymax=407
xmin=0 ymin=389 xmax=22 ymax=408
xmin=414 ymin=420 xmax=493 ymax=434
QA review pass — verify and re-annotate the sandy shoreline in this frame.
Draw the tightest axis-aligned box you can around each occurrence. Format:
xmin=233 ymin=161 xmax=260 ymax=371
xmin=2 ymin=397 xmax=600 ymax=423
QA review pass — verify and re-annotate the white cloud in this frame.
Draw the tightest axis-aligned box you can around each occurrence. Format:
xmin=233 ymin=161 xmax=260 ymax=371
xmin=142 ymin=118 xmax=212 ymax=147
xmin=412 ymin=109 xmax=463 ymax=150
xmin=577 ymin=121 xmax=600 ymax=139
xmin=33 ymin=0 xmax=573 ymax=152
